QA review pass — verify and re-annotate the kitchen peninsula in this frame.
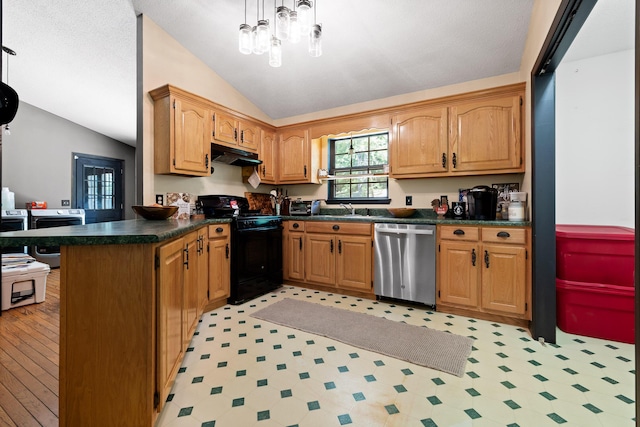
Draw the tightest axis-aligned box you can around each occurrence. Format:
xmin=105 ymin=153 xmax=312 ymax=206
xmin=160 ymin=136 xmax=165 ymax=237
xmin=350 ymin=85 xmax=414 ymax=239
xmin=0 ymin=213 xmax=529 ymax=426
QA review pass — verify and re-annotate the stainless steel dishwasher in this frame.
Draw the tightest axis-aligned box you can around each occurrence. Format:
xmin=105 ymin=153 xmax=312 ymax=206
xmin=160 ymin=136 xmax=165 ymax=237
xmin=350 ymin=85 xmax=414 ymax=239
xmin=374 ymin=223 xmax=436 ymax=307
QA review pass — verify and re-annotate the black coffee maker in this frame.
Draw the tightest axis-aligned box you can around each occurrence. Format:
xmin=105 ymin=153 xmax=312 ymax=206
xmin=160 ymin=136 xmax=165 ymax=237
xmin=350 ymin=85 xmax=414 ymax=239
xmin=467 ymin=186 xmax=498 ymax=220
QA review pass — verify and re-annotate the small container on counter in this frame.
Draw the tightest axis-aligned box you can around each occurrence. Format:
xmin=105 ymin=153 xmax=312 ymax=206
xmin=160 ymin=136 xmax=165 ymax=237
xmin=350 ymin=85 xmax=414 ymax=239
xmin=508 ymin=201 xmax=525 ymax=221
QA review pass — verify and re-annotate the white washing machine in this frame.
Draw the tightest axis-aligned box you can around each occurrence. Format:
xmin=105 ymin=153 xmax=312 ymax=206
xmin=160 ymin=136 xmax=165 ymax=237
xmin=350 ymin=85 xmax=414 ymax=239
xmin=29 ymin=209 xmax=85 ymax=268
xmin=1 ymin=209 xmax=29 ymax=254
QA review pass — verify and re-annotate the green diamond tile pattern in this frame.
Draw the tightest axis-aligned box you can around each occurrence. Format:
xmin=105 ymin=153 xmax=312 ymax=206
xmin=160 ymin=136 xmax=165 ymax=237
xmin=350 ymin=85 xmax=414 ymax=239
xmin=155 ymin=286 xmax=636 ymax=427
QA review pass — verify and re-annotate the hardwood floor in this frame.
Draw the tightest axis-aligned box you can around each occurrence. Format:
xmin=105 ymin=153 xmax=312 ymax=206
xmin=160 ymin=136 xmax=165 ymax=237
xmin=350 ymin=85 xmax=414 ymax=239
xmin=0 ymin=267 xmax=59 ymax=427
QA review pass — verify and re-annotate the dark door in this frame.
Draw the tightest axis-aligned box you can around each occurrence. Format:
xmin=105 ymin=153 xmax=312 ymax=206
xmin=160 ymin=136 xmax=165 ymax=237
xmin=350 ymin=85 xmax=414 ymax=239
xmin=73 ymin=153 xmax=124 ymax=223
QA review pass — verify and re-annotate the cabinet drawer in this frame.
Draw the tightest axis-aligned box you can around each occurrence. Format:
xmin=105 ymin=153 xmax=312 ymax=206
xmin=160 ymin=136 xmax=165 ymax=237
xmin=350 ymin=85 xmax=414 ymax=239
xmin=440 ymin=225 xmax=479 ymax=241
xmin=286 ymin=221 xmax=305 ymax=232
xmin=208 ymin=223 xmax=230 ymax=237
xmin=481 ymin=227 xmax=526 ymax=245
xmin=305 ymin=222 xmax=372 ymax=236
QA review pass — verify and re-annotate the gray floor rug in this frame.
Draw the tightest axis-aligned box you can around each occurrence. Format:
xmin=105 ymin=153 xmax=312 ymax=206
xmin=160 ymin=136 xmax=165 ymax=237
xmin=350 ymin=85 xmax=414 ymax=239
xmin=251 ymin=298 xmax=473 ymax=377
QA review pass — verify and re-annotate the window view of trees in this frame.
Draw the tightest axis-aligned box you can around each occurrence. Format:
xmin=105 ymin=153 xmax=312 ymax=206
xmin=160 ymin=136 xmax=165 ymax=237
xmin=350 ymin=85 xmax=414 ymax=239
xmin=328 ymin=133 xmax=389 ymax=202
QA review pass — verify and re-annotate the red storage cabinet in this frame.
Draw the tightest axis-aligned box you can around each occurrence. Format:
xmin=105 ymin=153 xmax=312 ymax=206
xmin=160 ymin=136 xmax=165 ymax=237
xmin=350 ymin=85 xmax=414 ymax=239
xmin=556 ymin=225 xmax=635 ymax=287
xmin=556 ymin=278 xmax=634 ymax=343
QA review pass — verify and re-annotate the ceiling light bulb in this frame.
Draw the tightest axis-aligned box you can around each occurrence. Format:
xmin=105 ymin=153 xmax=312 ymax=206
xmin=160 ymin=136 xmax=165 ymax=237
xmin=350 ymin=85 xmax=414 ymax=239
xmin=3 ymin=124 xmax=10 ymax=136
xmin=275 ymin=6 xmax=290 ymax=40
xmin=256 ymin=19 xmax=271 ymax=54
xmin=309 ymin=23 xmax=322 ymax=57
xmin=239 ymin=24 xmax=253 ymax=54
xmin=289 ymin=11 xmax=301 ymax=43
xmin=269 ymin=37 xmax=282 ymax=67
xmin=297 ymin=0 xmax=312 ymax=35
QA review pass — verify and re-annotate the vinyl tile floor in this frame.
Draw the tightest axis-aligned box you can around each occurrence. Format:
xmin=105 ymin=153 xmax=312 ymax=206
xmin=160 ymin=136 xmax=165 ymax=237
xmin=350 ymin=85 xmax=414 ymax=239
xmin=156 ymin=286 xmax=635 ymax=427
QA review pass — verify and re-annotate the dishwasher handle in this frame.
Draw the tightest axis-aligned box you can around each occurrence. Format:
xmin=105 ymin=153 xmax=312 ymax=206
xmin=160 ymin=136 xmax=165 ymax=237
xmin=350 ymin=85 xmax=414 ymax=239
xmin=376 ymin=227 xmax=434 ymax=236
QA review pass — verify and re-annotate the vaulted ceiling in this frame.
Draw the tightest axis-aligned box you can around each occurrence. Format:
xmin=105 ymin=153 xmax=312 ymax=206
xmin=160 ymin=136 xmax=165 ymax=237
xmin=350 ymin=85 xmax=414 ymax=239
xmin=2 ymin=1 xmax=632 ymax=147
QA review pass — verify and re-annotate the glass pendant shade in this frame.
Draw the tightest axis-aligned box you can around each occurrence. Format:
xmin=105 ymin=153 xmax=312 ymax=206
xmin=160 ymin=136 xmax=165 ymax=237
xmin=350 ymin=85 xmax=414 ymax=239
xmin=297 ymin=0 xmax=312 ymax=35
xmin=256 ymin=19 xmax=271 ymax=54
xmin=289 ymin=11 xmax=301 ymax=43
xmin=239 ymin=24 xmax=252 ymax=54
xmin=309 ymin=23 xmax=322 ymax=57
xmin=275 ymin=6 xmax=290 ymax=40
xmin=251 ymin=26 xmax=263 ymax=54
xmin=269 ymin=37 xmax=282 ymax=67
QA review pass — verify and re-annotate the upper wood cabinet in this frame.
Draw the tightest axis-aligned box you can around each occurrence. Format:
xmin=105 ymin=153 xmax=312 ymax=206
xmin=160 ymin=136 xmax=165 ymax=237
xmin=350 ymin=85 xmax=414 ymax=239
xmin=449 ymin=94 xmax=522 ymax=173
xmin=260 ymin=129 xmax=278 ymax=184
xmin=279 ymin=127 xmax=319 ymax=184
xmin=150 ymin=85 xmax=212 ymax=177
xmin=391 ymin=107 xmax=448 ymax=177
xmin=212 ymin=110 xmax=260 ymax=153
xmin=389 ymin=84 xmax=524 ymax=179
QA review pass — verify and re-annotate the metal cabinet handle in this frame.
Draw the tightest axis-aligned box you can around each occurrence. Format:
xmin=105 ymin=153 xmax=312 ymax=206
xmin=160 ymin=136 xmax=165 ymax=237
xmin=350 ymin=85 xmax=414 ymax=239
xmin=471 ymin=248 xmax=476 ymax=266
xmin=234 ymin=128 xmax=238 ymax=141
xmin=299 ymin=238 xmax=302 ymax=251
xmin=205 ymin=154 xmax=209 ymax=168
xmin=453 ymin=229 xmax=465 ymax=235
xmin=304 ymin=165 xmax=307 ymax=177
xmin=240 ymin=130 xmax=244 ymax=142
xmin=330 ymin=240 xmax=334 ymax=253
xmin=332 ymin=224 xmax=340 ymax=231
xmin=338 ymin=240 xmax=342 ymax=254
xmin=497 ymin=231 xmax=510 ymax=238
xmin=184 ymin=247 xmax=189 ymax=269
xmin=216 ymin=227 xmax=224 ymax=233
xmin=293 ymin=223 xmax=300 ymax=229
xmin=452 ymin=153 xmax=457 ymax=168
xmin=262 ymin=165 xmax=266 ymax=177
xmin=484 ymin=250 xmax=489 ymax=268
xmin=442 ymin=153 xmax=446 ymax=168
xmin=225 ymin=243 xmax=229 ymax=259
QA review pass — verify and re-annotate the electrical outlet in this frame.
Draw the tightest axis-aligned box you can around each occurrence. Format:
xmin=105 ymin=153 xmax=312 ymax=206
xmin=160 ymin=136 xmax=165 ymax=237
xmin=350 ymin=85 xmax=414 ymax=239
xmin=405 ymin=196 xmax=413 ymax=206
xmin=156 ymin=194 xmax=164 ymax=205
xmin=61 ymin=199 xmax=70 ymax=206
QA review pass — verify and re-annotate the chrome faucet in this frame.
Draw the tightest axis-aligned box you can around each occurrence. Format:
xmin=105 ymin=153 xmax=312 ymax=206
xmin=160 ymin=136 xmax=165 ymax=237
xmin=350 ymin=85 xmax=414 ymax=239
xmin=340 ymin=203 xmax=355 ymax=215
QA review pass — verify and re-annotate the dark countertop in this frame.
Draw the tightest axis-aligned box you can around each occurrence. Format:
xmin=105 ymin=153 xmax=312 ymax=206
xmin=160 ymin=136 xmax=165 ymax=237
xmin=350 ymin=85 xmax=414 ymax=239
xmin=0 ymin=210 xmax=529 ymax=247
xmin=0 ymin=218 xmax=231 ymax=246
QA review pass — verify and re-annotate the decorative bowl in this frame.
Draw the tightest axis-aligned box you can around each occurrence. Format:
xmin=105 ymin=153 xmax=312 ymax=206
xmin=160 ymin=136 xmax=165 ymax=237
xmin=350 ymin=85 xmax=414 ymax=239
xmin=387 ymin=208 xmax=417 ymax=218
xmin=132 ymin=205 xmax=178 ymax=220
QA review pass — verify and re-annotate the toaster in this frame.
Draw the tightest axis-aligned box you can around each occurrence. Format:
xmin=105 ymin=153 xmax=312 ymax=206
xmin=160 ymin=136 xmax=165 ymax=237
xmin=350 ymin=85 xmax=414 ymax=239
xmin=289 ymin=200 xmax=310 ymax=216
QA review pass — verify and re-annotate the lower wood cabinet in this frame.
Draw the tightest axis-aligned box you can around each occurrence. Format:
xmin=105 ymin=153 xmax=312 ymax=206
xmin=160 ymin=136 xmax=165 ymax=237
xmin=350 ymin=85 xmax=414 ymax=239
xmin=283 ymin=220 xmax=373 ymax=295
xmin=437 ymin=225 xmax=530 ymax=324
xmin=207 ymin=224 xmax=231 ymax=302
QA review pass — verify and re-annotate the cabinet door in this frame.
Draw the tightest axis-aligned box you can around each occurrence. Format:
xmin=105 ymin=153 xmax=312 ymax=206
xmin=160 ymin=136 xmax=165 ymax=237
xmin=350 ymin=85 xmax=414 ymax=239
xmin=438 ymin=241 xmax=479 ymax=308
xmin=449 ymin=94 xmax=522 ymax=173
xmin=305 ymin=234 xmax=335 ymax=285
xmin=391 ymin=107 xmax=448 ymax=177
xmin=284 ymin=231 xmax=305 ymax=281
xmin=183 ymin=231 xmax=200 ymax=344
xmin=197 ymin=228 xmax=209 ymax=312
xmin=279 ymin=128 xmax=310 ymax=183
xmin=239 ymin=120 xmax=260 ymax=152
xmin=208 ymin=231 xmax=231 ymax=301
xmin=481 ymin=244 xmax=526 ymax=315
xmin=213 ymin=111 xmax=238 ymax=146
xmin=336 ymin=235 xmax=372 ymax=291
xmin=173 ymin=96 xmax=211 ymax=175
xmin=260 ymin=129 xmax=278 ymax=184
xmin=156 ymin=238 xmax=185 ymax=411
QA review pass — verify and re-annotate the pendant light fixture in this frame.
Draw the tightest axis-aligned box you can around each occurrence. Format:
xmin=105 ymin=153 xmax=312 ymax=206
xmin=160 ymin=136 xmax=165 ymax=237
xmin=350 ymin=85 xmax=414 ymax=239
xmin=308 ymin=0 xmax=322 ymax=57
xmin=2 ymin=46 xmax=17 ymax=136
xmin=348 ymin=133 xmax=354 ymax=156
xmin=238 ymin=0 xmax=322 ymax=66
xmin=238 ymin=0 xmax=252 ymax=54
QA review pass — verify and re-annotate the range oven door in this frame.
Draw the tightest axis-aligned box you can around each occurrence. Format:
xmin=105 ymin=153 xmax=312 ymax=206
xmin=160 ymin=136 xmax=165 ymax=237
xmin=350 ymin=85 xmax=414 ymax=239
xmin=229 ymin=226 xmax=283 ymax=305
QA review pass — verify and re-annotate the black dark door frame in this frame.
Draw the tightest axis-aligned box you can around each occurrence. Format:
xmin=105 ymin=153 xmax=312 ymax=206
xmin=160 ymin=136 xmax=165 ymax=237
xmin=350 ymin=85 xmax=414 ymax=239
xmin=72 ymin=152 xmax=125 ymax=223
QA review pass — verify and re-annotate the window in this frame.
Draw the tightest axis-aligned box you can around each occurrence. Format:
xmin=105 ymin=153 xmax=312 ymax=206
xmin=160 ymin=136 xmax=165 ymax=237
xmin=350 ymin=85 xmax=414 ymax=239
xmin=327 ymin=132 xmax=390 ymax=204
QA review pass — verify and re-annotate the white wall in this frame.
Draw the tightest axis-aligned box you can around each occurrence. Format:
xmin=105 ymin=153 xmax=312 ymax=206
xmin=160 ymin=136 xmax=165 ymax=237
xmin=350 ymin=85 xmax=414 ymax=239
xmin=555 ymin=50 xmax=634 ymax=227
xmin=2 ymin=102 xmax=136 ymax=217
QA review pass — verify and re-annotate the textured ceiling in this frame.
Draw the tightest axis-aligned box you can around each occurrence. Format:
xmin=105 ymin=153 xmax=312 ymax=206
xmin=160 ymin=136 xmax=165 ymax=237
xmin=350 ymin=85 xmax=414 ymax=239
xmin=2 ymin=1 xmax=631 ymax=148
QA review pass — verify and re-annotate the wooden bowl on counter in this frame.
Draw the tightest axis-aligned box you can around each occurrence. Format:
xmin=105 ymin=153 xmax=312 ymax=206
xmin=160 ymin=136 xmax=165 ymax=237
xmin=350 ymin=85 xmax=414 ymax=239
xmin=387 ymin=208 xmax=417 ymax=218
xmin=132 ymin=205 xmax=178 ymax=220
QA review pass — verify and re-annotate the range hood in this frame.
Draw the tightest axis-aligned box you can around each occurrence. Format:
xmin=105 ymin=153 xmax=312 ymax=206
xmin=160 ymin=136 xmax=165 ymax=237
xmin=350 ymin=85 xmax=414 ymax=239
xmin=210 ymin=143 xmax=262 ymax=167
